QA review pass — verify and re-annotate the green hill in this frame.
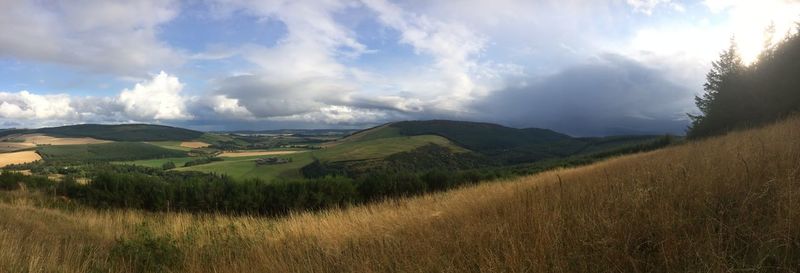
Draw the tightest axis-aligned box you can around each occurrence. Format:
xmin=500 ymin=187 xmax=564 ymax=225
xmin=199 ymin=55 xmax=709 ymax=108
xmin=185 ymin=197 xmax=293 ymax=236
xmin=390 ymin=120 xmax=572 ymax=152
xmin=369 ymin=120 xmax=661 ymax=163
xmin=38 ymin=142 xmax=189 ymax=163
xmin=0 ymin=124 xmax=203 ymax=142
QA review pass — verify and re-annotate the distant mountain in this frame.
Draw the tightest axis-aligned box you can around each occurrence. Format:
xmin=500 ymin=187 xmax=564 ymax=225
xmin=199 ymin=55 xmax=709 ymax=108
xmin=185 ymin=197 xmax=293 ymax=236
xmin=0 ymin=124 xmax=203 ymax=142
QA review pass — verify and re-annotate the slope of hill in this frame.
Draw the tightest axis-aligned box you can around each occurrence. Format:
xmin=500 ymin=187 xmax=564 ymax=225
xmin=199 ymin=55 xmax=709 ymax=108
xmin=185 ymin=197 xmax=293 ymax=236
xmin=0 ymin=124 xmax=203 ymax=142
xmin=1 ymin=115 xmax=798 ymax=272
xmin=334 ymin=120 xmax=664 ymax=165
xmin=38 ymin=142 xmax=189 ymax=163
xmin=391 ymin=120 xmax=572 ymax=151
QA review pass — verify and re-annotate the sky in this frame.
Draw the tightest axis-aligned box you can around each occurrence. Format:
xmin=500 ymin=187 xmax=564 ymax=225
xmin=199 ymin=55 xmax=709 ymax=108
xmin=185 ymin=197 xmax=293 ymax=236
xmin=1 ymin=0 xmax=798 ymax=136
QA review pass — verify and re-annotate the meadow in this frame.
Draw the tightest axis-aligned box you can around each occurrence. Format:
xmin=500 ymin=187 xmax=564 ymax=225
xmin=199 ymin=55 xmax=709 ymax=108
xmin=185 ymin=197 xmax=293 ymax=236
xmin=1 ymin=114 xmax=798 ymax=273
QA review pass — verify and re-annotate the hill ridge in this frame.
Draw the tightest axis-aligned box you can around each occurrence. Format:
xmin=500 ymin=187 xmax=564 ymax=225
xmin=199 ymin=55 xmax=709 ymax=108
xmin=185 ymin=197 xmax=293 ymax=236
xmin=0 ymin=123 xmax=203 ymax=142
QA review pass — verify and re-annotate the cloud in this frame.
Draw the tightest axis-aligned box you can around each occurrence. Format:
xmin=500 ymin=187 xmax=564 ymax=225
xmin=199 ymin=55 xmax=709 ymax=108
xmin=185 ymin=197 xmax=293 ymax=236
xmin=202 ymin=0 xmax=368 ymax=120
xmin=0 ymin=0 xmax=184 ymax=76
xmin=118 ymin=71 xmax=192 ymax=120
xmin=625 ymin=0 xmax=680 ymax=15
xmin=474 ymin=54 xmax=693 ymax=136
xmin=362 ymin=0 xmax=488 ymax=110
xmin=702 ymin=0 xmax=800 ymax=63
xmin=202 ymin=0 xmax=515 ymax=123
xmin=0 ymin=91 xmax=77 ymax=120
xmin=0 ymin=71 xmax=191 ymax=127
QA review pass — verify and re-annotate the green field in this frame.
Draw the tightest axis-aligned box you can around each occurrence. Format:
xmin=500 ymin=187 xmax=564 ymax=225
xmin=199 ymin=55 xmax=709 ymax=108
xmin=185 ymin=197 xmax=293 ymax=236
xmin=147 ymin=141 xmax=193 ymax=151
xmin=38 ymin=142 xmax=188 ymax=163
xmin=318 ymin=134 xmax=466 ymax=162
xmin=177 ymin=152 xmax=314 ymax=181
xmin=122 ymin=157 xmax=198 ymax=169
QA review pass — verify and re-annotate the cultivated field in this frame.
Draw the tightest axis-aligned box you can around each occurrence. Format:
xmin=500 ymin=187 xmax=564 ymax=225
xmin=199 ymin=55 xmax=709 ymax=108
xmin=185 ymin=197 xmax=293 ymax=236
xmin=0 ymin=134 xmax=108 ymax=152
xmin=0 ymin=142 xmax=35 ymax=152
xmin=177 ymin=152 xmax=314 ymax=181
xmin=218 ymin=150 xmax=303 ymax=157
xmin=2 ymin=115 xmax=799 ymax=272
xmin=14 ymin=134 xmax=110 ymax=145
xmin=0 ymin=151 xmax=42 ymax=167
xmin=179 ymin=141 xmax=210 ymax=149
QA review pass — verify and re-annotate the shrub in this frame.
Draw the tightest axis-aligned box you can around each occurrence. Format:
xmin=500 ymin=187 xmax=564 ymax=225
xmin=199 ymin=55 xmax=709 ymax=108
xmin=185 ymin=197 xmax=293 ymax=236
xmin=162 ymin=161 xmax=176 ymax=170
xmin=110 ymin=223 xmax=183 ymax=273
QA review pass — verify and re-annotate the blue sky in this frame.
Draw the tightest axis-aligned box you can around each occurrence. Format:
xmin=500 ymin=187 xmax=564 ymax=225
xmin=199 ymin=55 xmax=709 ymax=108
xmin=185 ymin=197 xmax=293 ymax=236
xmin=0 ymin=0 xmax=798 ymax=135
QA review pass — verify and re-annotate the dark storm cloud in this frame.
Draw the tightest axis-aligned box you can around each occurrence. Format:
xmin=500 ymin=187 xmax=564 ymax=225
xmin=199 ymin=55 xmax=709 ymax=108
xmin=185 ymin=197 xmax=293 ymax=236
xmin=474 ymin=54 xmax=695 ymax=136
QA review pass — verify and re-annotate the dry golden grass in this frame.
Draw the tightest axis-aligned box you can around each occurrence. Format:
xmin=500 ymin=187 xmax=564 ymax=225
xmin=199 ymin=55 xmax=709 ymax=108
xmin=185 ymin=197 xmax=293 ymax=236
xmin=0 ymin=151 xmax=42 ymax=168
xmin=218 ymin=150 xmax=303 ymax=157
xmin=179 ymin=141 xmax=210 ymax=149
xmin=2 ymin=116 xmax=800 ymax=272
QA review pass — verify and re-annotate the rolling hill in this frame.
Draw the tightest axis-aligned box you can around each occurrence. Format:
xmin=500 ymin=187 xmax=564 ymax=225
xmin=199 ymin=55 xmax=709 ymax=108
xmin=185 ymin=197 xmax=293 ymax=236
xmin=391 ymin=120 xmax=572 ymax=151
xmin=37 ymin=142 xmax=189 ymax=163
xmin=335 ymin=120 xmax=665 ymax=164
xmin=0 ymin=124 xmax=203 ymax=142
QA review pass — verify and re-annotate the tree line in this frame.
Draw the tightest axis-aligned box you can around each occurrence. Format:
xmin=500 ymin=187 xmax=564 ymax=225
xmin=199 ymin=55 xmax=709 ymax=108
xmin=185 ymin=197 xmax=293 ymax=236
xmin=689 ymin=25 xmax=800 ymax=138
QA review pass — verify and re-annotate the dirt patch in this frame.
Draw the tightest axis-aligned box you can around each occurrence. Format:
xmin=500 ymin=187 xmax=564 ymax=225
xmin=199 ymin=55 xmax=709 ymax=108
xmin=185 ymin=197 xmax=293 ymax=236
xmin=0 ymin=151 xmax=42 ymax=167
xmin=180 ymin=141 xmax=211 ymax=149
xmin=14 ymin=134 xmax=110 ymax=146
xmin=219 ymin=150 xmax=303 ymax=157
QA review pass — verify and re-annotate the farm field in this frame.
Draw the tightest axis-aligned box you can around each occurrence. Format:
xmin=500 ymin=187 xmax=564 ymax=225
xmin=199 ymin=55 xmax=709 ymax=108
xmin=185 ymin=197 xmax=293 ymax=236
xmin=38 ymin=142 xmax=188 ymax=163
xmin=0 ymin=142 xmax=35 ymax=152
xmin=315 ymin=134 xmax=466 ymax=161
xmin=16 ymin=134 xmax=110 ymax=145
xmin=121 ymin=157 xmax=199 ymax=169
xmin=219 ymin=150 xmax=303 ymax=157
xmin=0 ymin=134 xmax=109 ymax=152
xmin=147 ymin=141 xmax=194 ymax=151
xmin=0 ymin=151 xmax=41 ymax=167
xmin=177 ymin=152 xmax=315 ymax=180
xmin=180 ymin=141 xmax=210 ymax=149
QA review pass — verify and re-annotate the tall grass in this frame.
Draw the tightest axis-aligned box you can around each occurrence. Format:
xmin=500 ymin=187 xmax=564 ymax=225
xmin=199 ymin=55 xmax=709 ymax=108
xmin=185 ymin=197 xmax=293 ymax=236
xmin=2 ymin=116 xmax=800 ymax=272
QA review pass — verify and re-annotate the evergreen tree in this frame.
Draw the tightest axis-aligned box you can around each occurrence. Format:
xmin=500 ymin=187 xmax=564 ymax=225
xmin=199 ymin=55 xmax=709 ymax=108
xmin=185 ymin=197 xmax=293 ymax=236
xmin=688 ymin=38 xmax=745 ymax=138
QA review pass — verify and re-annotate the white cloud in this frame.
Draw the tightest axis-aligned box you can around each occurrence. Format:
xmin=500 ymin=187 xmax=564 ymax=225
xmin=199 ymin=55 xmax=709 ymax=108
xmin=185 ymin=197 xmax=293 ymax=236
xmin=703 ymin=0 xmax=800 ymax=64
xmin=0 ymin=0 xmax=183 ymax=76
xmin=204 ymin=0 xmax=370 ymax=119
xmin=209 ymin=95 xmax=253 ymax=119
xmin=625 ymin=0 xmax=686 ymax=15
xmin=0 ymin=91 xmax=76 ymax=120
xmin=118 ymin=71 xmax=191 ymax=120
xmin=0 ymin=71 xmax=194 ymax=127
xmin=362 ymin=0 xmax=489 ymax=112
xmin=270 ymin=105 xmax=392 ymax=124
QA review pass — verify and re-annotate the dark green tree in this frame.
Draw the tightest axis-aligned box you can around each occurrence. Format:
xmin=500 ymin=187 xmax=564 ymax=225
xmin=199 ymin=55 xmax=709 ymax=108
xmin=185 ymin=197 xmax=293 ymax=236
xmin=688 ymin=38 xmax=745 ymax=138
xmin=162 ymin=161 xmax=176 ymax=170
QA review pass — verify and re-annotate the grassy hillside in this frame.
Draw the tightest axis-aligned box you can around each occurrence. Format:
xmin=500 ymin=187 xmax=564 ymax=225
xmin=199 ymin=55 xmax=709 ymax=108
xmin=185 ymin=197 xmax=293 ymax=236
xmin=335 ymin=119 xmax=664 ymax=166
xmin=38 ymin=142 xmax=188 ymax=163
xmin=0 ymin=124 xmax=203 ymax=141
xmin=391 ymin=120 xmax=572 ymax=151
xmin=2 ymin=115 xmax=798 ymax=272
